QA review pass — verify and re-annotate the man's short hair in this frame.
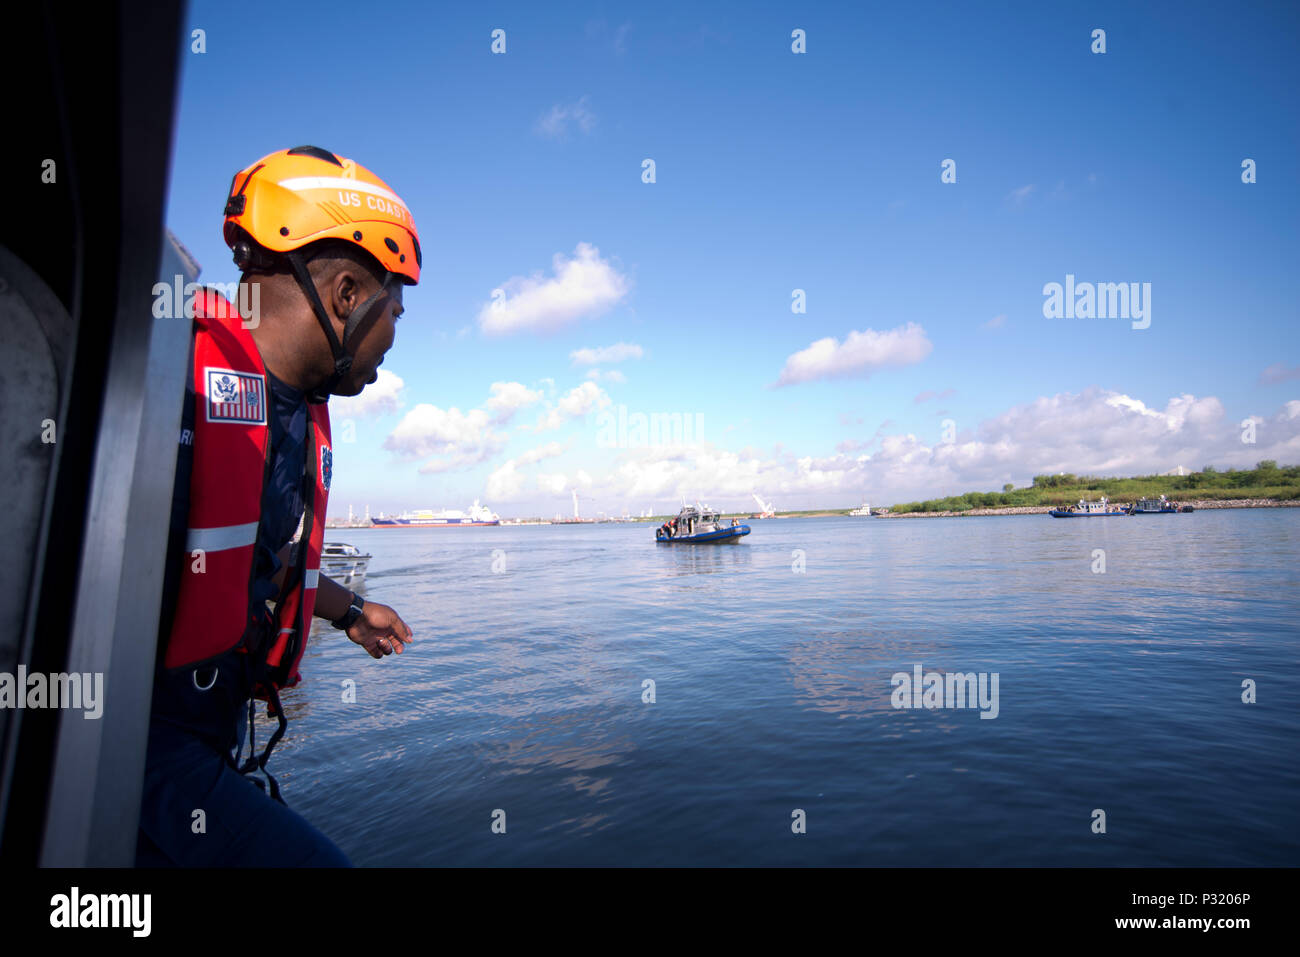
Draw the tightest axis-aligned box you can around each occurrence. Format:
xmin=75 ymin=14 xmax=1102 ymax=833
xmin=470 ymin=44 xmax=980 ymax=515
xmin=303 ymin=239 xmax=387 ymax=286
xmin=233 ymin=227 xmax=388 ymax=289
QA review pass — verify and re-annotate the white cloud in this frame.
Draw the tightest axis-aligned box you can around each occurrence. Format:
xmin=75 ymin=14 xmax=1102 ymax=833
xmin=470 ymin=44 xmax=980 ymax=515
xmin=535 ymin=381 xmax=611 ymax=431
xmin=517 ymin=441 xmax=565 ymax=466
xmin=484 ymin=381 xmax=543 ymax=423
xmin=485 ymin=459 xmax=525 ymax=500
xmin=389 ymin=385 xmax=1300 ymax=515
xmin=1102 ymin=393 xmax=1165 ymax=421
xmin=1007 ymin=184 xmax=1035 ymax=204
xmin=607 ymin=445 xmax=770 ymax=501
xmin=585 ymin=368 xmax=627 ymax=384
xmin=328 ymin=369 xmax=404 ymax=418
xmin=536 ymin=95 xmax=597 ymax=139
xmin=484 ymin=442 xmax=566 ymax=501
xmin=983 ymin=314 xmax=1007 ymax=330
xmin=585 ymin=19 xmax=631 ymax=55
xmin=774 ymin=323 xmax=932 ymax=387
xmin=1260 ymin=363 xmax=1300 ymax=385
xmin=418 ymin=452 xmax=499 ymax=475
xmin=537 ymin=472 xmax=568 ymax=495
xmin=611 ymin=23 xmax=630 ymax=54
xmin=964 ymin=390 xmax=1230 ymax=476
xmin=517 ymin=390 xmax=1300 ymax=514
xmin=383 ymin=404 xmax=504 ymax=472
xmin=570 ymin=342 xmax=644 ymax=365
xmin=478 ymin=243 xmax=630 ymax=335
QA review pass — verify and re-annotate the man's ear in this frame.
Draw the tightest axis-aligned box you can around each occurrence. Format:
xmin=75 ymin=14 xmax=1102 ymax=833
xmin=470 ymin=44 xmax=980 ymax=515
xmin=324 ymin=267 xmax=363 ymax=323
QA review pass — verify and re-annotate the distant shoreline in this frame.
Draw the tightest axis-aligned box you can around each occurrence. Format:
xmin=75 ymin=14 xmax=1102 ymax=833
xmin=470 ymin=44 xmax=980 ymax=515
xmin=832 ymin=498 xmax=1300 ymax=519
xmin=324 ymin=498 xmax=1299 ymax=528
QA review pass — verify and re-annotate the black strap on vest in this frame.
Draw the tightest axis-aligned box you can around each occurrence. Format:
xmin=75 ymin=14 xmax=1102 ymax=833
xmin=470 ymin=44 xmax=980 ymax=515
xmin=234 ymin=694 xmax=285 ymax=804
xmin=234 ymin=423 xmax=318 ymax=804
xmin=285 ymin=249 xmax=394 ymax=405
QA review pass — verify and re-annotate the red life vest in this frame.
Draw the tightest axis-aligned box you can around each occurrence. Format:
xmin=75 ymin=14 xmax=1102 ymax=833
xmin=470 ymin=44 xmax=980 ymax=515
xmin=163 ymin=288 xmax=331 ymax=694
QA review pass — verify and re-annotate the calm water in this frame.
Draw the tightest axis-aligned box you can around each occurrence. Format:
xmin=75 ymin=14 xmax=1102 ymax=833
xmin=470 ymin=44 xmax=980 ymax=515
xmin=261 ymin=510 xmax=1300 ymax=865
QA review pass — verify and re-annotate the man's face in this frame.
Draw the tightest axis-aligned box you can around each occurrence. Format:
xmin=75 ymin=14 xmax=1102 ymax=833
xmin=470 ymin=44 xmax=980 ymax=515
xmin=335 ymin=278 xmax=404 ymax=397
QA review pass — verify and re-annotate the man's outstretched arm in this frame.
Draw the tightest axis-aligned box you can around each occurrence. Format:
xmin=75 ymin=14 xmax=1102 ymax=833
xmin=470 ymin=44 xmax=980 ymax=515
xmin=269 ymin=545 xmax=413 ymax=658
xmin=313 ymin=571 xmax=414 ymax=659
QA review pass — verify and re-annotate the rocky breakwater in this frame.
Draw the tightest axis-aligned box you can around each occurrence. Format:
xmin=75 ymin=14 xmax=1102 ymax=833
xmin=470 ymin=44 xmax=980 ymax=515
xmin=876 ymin=499 xmax=1297 ymax=518
xmin=877 ymin=505 xmax=1055 ymax=518
xmin=1186 ymin=498 xmax=1300 ymax=510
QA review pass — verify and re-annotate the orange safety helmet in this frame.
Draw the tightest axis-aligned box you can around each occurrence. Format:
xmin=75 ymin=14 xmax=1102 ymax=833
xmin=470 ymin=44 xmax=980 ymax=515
xmin=222 ymin=144 xmax=421 ymax=285
xmin=220 ymin=145 xmax=421 ymax=402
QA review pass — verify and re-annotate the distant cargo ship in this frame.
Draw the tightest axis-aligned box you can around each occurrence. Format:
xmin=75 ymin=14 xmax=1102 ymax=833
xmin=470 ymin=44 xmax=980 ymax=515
xmin=371 ymin=500 xmax=500 ymax=527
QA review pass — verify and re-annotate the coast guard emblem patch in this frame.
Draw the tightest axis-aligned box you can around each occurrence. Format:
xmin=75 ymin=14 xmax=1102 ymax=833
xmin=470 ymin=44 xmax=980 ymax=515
xmin=205 ymin=368 xmax=266 ymax=425
xmin=320 ymin=445 xmax=333 ymax=491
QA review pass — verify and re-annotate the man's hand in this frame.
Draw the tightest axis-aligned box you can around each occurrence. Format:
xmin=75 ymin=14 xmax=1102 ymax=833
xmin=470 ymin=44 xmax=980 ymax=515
xmin=346 ymin=601 xmax=414 ymax=659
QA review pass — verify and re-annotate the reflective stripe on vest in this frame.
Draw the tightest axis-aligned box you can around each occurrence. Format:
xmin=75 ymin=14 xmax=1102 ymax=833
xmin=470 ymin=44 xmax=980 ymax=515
xmin=184 ymin=522 xmax=259 ymax=553
xmin=163 ymin=287 xmax=332 ymax=686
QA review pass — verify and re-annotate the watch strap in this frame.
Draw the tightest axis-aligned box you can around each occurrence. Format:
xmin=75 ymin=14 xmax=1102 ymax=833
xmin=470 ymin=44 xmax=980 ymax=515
xmin=331 ymin=592 xmax=364 ymax=630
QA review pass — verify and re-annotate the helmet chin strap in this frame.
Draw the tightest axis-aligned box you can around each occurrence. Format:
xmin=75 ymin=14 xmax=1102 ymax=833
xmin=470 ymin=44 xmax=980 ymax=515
xmin=285 ymin=250 xmax=394 ymax=404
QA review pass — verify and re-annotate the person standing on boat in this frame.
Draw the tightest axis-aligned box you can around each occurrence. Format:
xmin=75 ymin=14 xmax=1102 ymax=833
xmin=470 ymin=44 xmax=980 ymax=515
xmin=138 ymin=147 xmax=418 ymax=866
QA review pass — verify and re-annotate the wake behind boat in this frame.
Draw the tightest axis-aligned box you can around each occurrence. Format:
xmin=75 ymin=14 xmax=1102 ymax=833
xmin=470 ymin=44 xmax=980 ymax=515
xmin=656 ymin=504 xmax=750 ymax=543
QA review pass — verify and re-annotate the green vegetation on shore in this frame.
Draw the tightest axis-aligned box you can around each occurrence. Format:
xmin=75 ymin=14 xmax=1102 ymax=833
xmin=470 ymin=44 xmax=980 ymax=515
xmin=887 ymin=461 xmax=1300 ymax=514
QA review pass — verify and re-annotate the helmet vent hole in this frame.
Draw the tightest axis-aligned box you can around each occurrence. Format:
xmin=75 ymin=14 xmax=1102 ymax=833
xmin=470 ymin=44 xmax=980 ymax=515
xmin=384 ymin=237 xmax=400 ymax=254
xmin=399 ymin=254 xmax=406 ymax=263
xmin=279 ymin=226 xmax=289 ymax=236
xmin=353 ymin=231 xmax=362 ymax=241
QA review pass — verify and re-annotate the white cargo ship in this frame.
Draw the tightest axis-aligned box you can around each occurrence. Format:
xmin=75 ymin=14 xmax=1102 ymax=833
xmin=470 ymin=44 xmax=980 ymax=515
xmin=371 ymin=500 xmax=501 ymax=527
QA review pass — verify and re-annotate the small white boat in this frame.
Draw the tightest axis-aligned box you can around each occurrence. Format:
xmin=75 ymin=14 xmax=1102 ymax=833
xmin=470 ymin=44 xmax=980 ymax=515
xmin=320 ymin=542 xmax=371 ymax=585
xmin=848 ymin=503 xmax=871 ymax=516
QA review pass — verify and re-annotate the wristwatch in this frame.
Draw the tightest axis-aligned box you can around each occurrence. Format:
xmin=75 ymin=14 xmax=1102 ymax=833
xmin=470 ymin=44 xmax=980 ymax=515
xmin=331 ymin=592 xmax=365 ymax=630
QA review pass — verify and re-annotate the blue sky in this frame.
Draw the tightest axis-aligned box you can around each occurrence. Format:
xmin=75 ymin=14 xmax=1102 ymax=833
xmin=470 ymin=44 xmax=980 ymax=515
xmin=165 ymin=0 xmax=1300 ymax=518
